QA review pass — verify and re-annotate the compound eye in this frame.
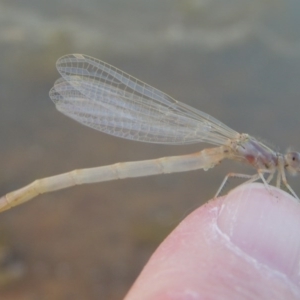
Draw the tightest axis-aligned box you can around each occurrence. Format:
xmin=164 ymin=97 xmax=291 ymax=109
xmin=285 ymin=151 xmax=300 ymax=174
xmin=291 ymin=152 xmax=300 ymax=162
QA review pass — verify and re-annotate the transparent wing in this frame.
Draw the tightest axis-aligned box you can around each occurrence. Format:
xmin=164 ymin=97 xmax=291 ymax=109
xmin=49 ymin=54 xmax=239 ymax=145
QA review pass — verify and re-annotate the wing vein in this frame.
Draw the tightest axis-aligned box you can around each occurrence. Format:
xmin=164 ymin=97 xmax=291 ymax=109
xmin=49 ymin=54 xmax=239 ymax=145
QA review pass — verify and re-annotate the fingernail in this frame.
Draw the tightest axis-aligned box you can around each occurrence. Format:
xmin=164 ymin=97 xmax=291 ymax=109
xmin=217 ymin=183 xmax=300 ymax=283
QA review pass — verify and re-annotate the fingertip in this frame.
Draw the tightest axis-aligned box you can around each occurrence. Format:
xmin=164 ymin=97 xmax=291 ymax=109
xmin=125 ymin=183 xmax=300 ymax=299
xmin=218 ymin=183 xmax=300 ymax=284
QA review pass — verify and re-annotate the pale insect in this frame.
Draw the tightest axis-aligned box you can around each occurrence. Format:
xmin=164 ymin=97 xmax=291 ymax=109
xmin=0 ymin=54 xmax=300 ymax=213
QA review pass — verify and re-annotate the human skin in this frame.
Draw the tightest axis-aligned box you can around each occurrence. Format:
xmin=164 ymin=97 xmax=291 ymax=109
xmin=125 ymin=183 xmax=300 ymax=300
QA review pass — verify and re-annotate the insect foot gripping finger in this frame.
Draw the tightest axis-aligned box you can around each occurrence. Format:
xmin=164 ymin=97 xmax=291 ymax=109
xmin=214 ymin=173 xmax=258 ymax=198
xmin=278 ymin=156 xmax=299 ymax=201
xmin=281 ymin=176 xmax=299 ymax=201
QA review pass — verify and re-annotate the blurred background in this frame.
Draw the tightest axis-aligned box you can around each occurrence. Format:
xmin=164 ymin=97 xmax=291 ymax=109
xmin=0 ymin=0 xmax=300 ymax=299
